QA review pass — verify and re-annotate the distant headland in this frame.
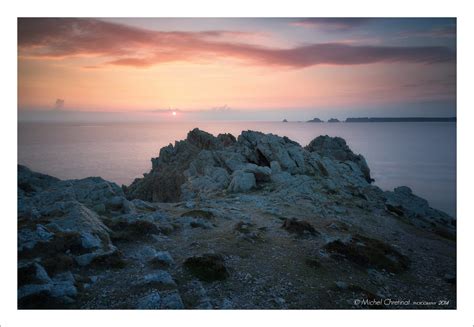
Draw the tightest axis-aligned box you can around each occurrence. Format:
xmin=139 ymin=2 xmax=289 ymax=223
xmin=345 ymin=117 xmax=456 ymax=123
xmin=282 ymin=117 xmax=456 ymax=123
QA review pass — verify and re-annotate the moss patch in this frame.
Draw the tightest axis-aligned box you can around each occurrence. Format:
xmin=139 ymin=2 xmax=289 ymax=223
xmin=282 ymin=218 xmax=319 ymax=236
xmin=180 ymin=210 xmax=215 ymax=220
xmin=324 ymin=234 xmax=410 ymax=273
xmin=184 ymin=253 xmax=229 ymax=282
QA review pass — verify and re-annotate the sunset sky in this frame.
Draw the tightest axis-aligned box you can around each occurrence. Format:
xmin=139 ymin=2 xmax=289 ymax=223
xmin=18 ymin=18 xmax=456 ymax=121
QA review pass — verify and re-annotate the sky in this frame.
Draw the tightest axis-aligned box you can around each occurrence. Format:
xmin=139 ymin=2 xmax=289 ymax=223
xmin=18 ymin=18 xmax=456 ymax=121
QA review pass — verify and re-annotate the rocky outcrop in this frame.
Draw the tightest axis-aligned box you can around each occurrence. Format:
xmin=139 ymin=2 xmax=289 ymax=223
xmin=125 ymin=129 xmax=371 ymax=202
xmin=384 ymin=186 xmax=455 ymax=238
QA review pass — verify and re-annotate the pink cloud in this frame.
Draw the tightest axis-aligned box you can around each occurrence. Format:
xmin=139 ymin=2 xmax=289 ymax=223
xmin=18 ymin=18 xmax=455 ymax=69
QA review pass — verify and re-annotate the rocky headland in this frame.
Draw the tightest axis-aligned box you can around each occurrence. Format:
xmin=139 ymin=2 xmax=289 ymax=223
xmin=18 ymin=129 xmax=456 ymax=309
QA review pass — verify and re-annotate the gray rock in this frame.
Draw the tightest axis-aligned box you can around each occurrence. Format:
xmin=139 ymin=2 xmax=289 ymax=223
xmin=305 ymin=135 xmax=372 ymax=182
xmin=182 ymin=280 xmax=212 ymax=309
xmin=18 ymin=225 xmax=53 ymax=252
xmin=153 ymin=251 xmax=175 ymax=266
xmin=129 ymin=245 xmax=158 ymax=263
xmin=34 ymin=263 xmax=52 ymax=283
xmin=18 ymin=283 xmax=52 ymax=300
xmin=221 ymin=298 xmax=234 ymax=309
xmin=384 ymin=186 xmax=455 ymax=229
xmin=18 ymin=165 xmax=60 ymax=194
xmin=107 ymin=196 xmax=124 ymax=210
xmin=131 ymin=199 xmax=156 ymax=211
xmin=80 ymin=232 xmax=102 ymax=249
xmin=136 ymin=292 xmax=162 ymax=309
xmin=75 ymin=247 xmax=120 ymax=267
xmin=18 ymin=270 xmax=77 ymax=304
xmin=227 ymin=171 xmax=256 ymax=193
xmin=142 ymin=271 xmax=177 ymax=288
xmin=161 ymin=291 xmax=184 ymax=309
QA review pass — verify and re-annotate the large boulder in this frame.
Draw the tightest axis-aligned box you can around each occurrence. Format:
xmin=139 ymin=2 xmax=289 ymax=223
xmin=305 ymin=135 xmax=372 ymax=183
xmin=227 ymin=171 xmax=256 ymax=193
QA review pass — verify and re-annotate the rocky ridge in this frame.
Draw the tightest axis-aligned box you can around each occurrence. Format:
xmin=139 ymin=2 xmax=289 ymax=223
xmin=18 ymin=129 xmax=456 ymax=309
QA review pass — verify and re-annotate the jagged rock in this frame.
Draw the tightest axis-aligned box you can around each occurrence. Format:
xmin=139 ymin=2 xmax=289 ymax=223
xmin=124 ymin=130 xmax=376 ymax=203
xmin=241 ymin=163 xmax=272 ymax=182
xmin=217 ymin=133 xmax=236 ymax=146
xmin=305 ymin=135 xmax=372 ymax=183
xmin=126 ymin=129 xmax=227 ymax=202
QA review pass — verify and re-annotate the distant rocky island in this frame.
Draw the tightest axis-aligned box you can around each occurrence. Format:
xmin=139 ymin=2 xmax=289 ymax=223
xmin=307 ymin=117 xmax=324 ymax=123
xmin=345 ymin=117 xmax=456 ymax=123
xmin=18 ymin=129 xmax=456 ymax=309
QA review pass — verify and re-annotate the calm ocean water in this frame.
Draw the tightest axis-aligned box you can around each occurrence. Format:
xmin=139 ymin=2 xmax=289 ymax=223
xmin=18 ymin=122 xmax=456 ymax=217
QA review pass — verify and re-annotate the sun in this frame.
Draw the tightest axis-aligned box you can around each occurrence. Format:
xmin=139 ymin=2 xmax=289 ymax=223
xmin=172 ymin=111 xmax=177 ymax=116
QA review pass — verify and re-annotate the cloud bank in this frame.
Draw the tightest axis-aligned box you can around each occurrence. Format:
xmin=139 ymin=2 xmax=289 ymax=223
xmin=18 ymin=18 xmax=455 ymax=69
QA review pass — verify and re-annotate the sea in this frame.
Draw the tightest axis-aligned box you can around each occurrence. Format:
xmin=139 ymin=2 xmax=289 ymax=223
xmin=18 ymin=121 xmax=456 ymax=217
